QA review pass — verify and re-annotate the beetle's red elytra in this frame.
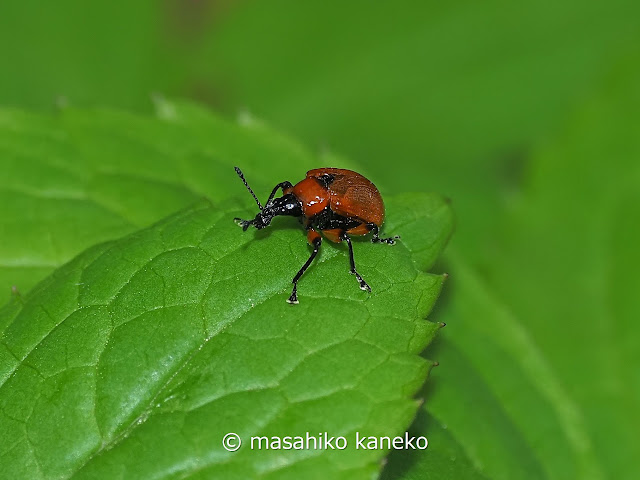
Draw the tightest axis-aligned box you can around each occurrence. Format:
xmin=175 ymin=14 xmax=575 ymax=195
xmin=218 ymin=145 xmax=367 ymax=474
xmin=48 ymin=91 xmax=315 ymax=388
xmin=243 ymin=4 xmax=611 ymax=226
xmin=234 ymin=167 xmax=399 ymax=304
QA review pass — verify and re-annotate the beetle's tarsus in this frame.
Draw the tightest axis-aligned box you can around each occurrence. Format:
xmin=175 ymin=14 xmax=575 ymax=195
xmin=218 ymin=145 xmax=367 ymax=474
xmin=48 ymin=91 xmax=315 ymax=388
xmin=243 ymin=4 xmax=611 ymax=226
xmin=349 ymin=270 xmax=371 ymax=292
xmin=357 ymin=275 xmax=371 ymax=292
xmin=371 ymin=234 xmax=399 ymax=245
xmin=287 ymin=284 xmax=299 ymax=304
xmin=369 ymin=223 xmax=399 ymax=245
xmin=234 ymin=217 xmax=253 ymax=231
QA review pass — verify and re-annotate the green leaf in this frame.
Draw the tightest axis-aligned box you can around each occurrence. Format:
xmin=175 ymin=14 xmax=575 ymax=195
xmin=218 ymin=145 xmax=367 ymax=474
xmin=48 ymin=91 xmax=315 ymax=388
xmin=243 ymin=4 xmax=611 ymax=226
xmin=0 ymin=193 xmax=451 ymax=479
xmin=0 ymin=103 xmax=453 ymax=479
xmin=0 ymin=101 xmax=323 ymax=299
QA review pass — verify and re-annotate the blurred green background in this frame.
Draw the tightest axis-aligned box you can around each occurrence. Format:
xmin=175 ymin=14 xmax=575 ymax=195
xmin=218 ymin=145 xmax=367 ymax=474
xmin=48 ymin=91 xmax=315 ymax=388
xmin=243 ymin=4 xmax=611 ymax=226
xmin=1 ymin=0 xmax=639 ymax=478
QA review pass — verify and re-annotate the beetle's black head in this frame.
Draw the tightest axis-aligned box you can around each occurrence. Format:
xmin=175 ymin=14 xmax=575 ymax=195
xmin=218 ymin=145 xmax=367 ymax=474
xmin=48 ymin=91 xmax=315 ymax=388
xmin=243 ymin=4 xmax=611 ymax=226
xmin=233 ymin=167 xmax=303 ymax=231
xmin=234 ymin=194 xmax=303 ymax=231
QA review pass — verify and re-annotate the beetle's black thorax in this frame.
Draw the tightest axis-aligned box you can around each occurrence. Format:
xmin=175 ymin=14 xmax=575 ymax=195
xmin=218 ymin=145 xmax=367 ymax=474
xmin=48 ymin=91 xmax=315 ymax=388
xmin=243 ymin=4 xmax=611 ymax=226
xmin=269 ymin=194 xmax=303 ymax=217
xmin=310 ymin=206 xmax=361 ymax=231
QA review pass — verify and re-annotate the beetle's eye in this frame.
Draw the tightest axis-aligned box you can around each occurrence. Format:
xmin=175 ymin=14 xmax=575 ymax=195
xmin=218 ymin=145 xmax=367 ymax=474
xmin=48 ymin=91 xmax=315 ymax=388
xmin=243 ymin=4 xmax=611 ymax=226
xmin=317 ymin=173 xmax=335 ymax=188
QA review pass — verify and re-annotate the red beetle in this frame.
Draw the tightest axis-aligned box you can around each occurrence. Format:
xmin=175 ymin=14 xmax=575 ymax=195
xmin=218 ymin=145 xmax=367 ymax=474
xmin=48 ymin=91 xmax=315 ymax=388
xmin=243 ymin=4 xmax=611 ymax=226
xmin=234 ymin=167 xmax=398 ymax=303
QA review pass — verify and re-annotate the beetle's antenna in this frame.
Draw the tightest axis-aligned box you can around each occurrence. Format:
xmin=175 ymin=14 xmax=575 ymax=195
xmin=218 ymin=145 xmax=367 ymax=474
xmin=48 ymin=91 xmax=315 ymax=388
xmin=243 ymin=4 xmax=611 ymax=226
xmin=235 ymin=166 xmax=263 ymax=210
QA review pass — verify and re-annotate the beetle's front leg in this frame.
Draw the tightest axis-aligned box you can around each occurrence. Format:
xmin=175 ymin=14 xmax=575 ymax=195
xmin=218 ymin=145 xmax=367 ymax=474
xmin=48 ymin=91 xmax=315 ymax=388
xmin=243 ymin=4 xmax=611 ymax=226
xmin=265 ymin=181 xmax=294 ymax=206
xmin=287 ymin=229 xmax=322 ymax=304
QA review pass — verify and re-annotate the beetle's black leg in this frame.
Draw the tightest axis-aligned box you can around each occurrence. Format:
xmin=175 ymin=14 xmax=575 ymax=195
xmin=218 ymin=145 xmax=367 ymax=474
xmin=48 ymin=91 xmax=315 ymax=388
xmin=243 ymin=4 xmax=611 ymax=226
xmin=368 ymin=224 xmax=400 ymax=245
xmin=266 ymin=181 xmax=294 ymax=206
xmin=288 ymin=237 xmax=322 ymax=304
xmin=341 ymin=232 xmax=371 ymax=293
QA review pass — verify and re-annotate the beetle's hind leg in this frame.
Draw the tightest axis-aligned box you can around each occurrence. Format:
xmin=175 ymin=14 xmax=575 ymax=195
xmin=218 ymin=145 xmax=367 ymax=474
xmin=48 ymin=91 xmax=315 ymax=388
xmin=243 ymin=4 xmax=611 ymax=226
xmin=341 ymin=232 xmax=371 ymax=293
xmin=368 ymin=224 xmax=400 ymax=245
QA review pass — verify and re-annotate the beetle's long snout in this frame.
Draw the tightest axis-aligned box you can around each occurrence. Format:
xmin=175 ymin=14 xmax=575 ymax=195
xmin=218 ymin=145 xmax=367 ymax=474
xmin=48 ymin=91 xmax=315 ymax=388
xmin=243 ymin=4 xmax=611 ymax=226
xmin=251 ymin=211 xmax=273 ymax=230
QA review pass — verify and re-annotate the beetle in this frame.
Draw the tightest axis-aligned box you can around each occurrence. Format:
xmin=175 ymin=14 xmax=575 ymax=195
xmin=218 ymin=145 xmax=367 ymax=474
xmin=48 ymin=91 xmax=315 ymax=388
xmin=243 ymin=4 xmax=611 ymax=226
xmin=234 ymin=166 xmax=398 ymax=304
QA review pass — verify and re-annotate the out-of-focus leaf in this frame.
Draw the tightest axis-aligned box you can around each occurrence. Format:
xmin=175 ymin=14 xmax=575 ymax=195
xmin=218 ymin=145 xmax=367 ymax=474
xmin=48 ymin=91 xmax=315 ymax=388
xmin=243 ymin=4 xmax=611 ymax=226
xmin=387 ymin=56 xmax=640 ymax=480
xmin=204 ymin=0 xmax=640 ymax=262
xmin=380 ymin=409 xmax=489 ymax=480
xmin=0 ymin=1 xmax=166 ymax=110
